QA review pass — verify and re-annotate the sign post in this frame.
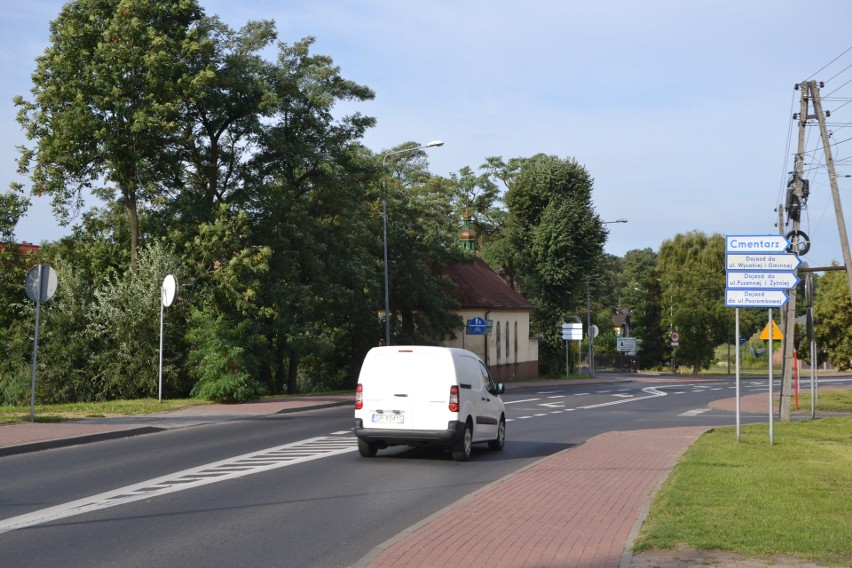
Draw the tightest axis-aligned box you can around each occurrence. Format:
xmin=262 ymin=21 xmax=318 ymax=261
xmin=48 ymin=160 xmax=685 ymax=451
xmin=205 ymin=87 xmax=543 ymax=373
xmin=725 ymin=235 xmax=799 ymax=444
xmin=560 ymin=322 xmax=583 ymax=377
xmin=25 ymin=264 xmax=58 ymax=422
xmin=159 ymin=275 xmax=178 ymax=403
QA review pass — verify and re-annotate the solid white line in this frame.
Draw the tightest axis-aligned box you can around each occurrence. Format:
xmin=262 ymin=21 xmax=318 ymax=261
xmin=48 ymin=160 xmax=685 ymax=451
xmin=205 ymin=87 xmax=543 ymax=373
xmin=503 ymin=398 xmax=540 ymax=405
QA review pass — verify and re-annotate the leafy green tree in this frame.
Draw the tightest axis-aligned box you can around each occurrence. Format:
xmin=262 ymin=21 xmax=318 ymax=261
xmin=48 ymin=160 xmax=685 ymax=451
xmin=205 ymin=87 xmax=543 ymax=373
xmin=31 ymin=242 xmax=191 ymax=402
xmin=813 ymin=265 xmax=852 ymax=370
xmin=367 ymin=145 xmax=465 ymax=348
xmin=500 ymin=154 xmax=607 ymax=375
xmin=15 ymin=0 xmax=209 ymax=272
xmin=657 ymin=231 xmax=728 ymax=374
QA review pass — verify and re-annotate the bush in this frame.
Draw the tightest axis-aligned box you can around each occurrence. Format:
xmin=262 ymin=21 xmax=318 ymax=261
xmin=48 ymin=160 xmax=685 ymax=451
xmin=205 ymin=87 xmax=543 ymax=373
xmin=187 ymin=307 xmax=267 ymax=403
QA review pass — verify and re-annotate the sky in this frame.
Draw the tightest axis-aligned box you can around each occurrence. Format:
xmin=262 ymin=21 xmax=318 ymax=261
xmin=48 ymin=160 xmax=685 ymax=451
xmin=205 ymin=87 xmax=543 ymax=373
xmin=3 ymin=0 xmax=852 ymax=269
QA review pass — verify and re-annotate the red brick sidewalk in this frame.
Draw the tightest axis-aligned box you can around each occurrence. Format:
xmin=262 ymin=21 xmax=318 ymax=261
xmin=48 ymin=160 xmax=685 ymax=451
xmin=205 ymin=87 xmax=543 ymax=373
xmin=357 ymin=426 xmax=709 ymax=568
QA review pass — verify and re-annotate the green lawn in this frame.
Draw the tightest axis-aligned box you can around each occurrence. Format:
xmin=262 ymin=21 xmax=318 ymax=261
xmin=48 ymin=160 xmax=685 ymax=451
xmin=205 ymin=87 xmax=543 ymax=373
xmin=634 ymin=390 xmax=852 ymax=565
xmin=0 ymin=398 xmax=210 ymax=424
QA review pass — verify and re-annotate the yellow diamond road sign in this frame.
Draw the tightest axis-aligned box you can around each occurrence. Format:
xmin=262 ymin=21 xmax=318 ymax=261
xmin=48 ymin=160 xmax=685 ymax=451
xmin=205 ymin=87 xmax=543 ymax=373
xmin=759 ymin=320 xmax=783 ymax=341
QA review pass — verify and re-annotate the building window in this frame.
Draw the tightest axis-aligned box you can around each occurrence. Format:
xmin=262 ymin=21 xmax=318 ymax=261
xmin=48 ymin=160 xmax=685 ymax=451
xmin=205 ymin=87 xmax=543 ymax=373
xmin=496 ymin=321 xmax=502 ymax=364
xmin=514 ymin=321 xmax=519 ymax=363
xmin=506 ymin=320 xmax=511 ymax=364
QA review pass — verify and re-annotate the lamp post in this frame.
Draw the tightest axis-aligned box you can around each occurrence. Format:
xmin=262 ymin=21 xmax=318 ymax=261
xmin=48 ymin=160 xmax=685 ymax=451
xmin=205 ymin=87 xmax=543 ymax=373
xmin=587 ymin=218 xmax=628 ymax=376
xmin=381 ymin=140 xmax=444 ymax=345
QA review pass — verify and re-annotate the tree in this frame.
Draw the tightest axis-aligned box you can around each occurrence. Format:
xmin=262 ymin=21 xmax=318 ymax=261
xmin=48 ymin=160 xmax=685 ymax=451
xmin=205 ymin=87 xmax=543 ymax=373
xmin=15 ymin=0 xmax=209 ymax=272
xmin=813 ymin=265 xmax=852 ymax=370
xmin=500 ymin=154 xmax=607 ymax=375
xmin=657 ymin=231 xmax=728 ymax=374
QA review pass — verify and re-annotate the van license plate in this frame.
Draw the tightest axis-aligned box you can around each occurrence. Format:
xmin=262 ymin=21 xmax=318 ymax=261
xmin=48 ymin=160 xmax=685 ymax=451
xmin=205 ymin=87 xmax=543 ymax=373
xmin=372 ymin=413 xmax=404 ymax=424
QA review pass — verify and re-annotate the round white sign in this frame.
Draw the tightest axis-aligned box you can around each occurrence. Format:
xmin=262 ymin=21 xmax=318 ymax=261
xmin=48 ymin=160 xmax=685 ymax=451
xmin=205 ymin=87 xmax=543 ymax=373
xmin=24 ymin=264 xmax=58 ymax=303
xmin=161 ymin=274 xmax=178 ymax=307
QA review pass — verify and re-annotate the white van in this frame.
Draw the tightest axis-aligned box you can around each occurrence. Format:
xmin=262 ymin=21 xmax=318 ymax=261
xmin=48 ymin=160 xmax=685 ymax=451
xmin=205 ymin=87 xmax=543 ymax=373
xmin=353 ymin=346 xmax=506 ymax=461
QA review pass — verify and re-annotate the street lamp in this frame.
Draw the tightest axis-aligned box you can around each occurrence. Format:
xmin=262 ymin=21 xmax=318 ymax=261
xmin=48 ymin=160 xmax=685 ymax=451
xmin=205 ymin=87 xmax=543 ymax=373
xmin=586 ymin=218 xmax=629 ymax=377
xmin=381 ymin=140 xmax=444 ymax=345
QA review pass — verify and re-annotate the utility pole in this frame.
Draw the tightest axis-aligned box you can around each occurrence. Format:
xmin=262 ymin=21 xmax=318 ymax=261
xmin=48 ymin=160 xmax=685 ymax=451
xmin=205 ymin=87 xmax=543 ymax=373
xmin=780 ymin=84 xmax=809 ymax=422
xmin=780 ymin=81 xmax=852 ymax=421
xmin=810 ymin=82 xmax=852 ymax=301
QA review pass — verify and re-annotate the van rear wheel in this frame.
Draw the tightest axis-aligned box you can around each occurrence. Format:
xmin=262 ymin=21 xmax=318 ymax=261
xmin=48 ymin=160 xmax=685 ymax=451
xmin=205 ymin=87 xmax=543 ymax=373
xmin=488 ymin=417 xmax=505 ymax=451
xmin=358 ymin=439 xmax=378 ymax=457
xmin=452 ymin=422 xmax=473 ymax=462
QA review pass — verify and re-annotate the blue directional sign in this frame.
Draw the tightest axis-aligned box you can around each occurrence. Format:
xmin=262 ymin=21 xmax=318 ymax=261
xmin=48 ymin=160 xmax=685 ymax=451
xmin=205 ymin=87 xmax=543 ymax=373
xmin=726 ymin=253 xmax=801 ymax=271
xmin=467 ymin=317 xmax=487 ymax=335
xmin=726 ymin=271 xmax=800 ymax=290
xmin=726 ymin=235 xmax=790 ymax=253
xmin=725 ymin=289 xmax=789 ymax=308
xmin=725 ymin=234 xmax=800 ymax=310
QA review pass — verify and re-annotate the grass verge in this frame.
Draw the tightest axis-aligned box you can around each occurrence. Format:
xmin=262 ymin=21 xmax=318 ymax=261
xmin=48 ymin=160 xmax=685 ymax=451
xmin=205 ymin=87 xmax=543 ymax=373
xmin=634 ymin=390 xmax=852 ymax=565
xmin=0 ymin=398 xmax=210 ymax=425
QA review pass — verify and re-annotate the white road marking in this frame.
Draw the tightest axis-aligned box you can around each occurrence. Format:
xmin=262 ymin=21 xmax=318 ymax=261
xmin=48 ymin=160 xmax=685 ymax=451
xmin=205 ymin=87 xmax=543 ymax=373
xmin=611 ymin=394 xmax=633 ymax=398
xmin=0 ymin=436 xmax=357 ymax=535
xmin=576 ymin=387 xmax=667 ymax=410
xmin=504 ymin=398 xmax=540 ymax=405
xmin=679 ymin=409 xmax=711 ymax=417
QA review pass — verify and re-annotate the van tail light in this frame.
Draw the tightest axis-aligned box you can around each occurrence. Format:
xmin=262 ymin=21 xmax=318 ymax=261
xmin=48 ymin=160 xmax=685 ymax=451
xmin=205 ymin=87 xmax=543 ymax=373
xmin=449 ymin=385 xmax=459 ymax=413
xmin=355 ymin=384 xmax=364 ymax=410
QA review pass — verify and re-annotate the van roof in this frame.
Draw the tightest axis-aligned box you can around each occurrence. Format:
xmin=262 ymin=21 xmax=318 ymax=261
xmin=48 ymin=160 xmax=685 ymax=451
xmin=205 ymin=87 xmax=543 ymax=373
xmin=368 ymin=346 xmax=475 ymax=359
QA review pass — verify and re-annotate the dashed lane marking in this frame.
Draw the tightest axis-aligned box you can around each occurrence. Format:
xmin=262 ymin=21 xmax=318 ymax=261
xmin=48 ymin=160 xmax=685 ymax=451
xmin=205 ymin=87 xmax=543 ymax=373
xmin=679 ymin=409 xmax=711 ymax=417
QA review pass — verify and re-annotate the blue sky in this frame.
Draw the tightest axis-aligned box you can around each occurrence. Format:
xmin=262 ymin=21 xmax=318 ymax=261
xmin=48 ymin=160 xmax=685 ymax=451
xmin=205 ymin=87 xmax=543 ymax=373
xmin=4 ymin=0 xmax=852 ymax=268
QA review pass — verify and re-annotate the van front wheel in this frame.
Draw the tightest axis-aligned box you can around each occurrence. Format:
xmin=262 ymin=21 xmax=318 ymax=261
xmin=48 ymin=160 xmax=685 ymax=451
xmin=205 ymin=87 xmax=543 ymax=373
xmin=488 ymin=417 xmax=505 ymax=451
xmin=452 ymin=422 xmax=472 ymax=462
xmin=358 ymin=439 xmax=378 ymax=457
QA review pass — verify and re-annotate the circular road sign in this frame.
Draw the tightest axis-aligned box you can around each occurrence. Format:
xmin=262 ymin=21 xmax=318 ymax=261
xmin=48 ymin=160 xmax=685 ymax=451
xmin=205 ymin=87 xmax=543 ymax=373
xmin=670 ymin=331 xmax=680 ymax=343
xmin=468 ymin=316 xmax=486 ymax=335
xmin=161 ymin=274 xmax=178 ymax=307
xmin=24 ymin=264 xmax=58 ymax=303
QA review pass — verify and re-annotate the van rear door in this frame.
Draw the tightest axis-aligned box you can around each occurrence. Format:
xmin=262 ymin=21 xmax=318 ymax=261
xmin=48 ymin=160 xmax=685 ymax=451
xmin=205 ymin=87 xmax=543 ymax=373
xmin=359 ymin=349 xmax=454 ymax=431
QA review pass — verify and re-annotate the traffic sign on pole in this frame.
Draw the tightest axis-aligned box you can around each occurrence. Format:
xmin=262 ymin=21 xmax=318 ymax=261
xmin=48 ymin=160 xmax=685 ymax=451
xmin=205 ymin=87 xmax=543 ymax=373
xmin=726 ymin=253 xmax=801 ymax=271
xmin=725 ymin=289 xmax=789 ymax=308
xmin=726 ymin=271 xmax=800 ymax=290
xmin=725 ymin=235 xmax=790 ymax=253
xmin=560 ymin=322 xmax=583 ymax=341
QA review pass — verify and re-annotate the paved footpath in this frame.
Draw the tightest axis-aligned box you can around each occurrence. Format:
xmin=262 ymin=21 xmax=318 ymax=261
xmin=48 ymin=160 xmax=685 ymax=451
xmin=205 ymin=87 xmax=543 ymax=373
xmin=1 ymin=377 xmax=847 ymax=567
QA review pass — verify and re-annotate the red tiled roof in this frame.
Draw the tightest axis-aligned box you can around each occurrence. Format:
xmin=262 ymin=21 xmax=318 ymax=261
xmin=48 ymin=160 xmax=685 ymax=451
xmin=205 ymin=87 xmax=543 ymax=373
xmin=0 ymin=242 xmax=40 ymax=254
xmin=441 ymin=256 xmax=533 ymax=310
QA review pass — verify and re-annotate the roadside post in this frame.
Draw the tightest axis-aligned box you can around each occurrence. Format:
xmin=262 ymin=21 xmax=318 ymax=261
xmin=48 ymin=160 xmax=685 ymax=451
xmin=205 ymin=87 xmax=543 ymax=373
xmin=159 ymin=275 xmax=178 ymax=402
xmin=560 ymin=322 xmax=583 ymax=378
xmin=24 ymin=264 xmax=58 ymax=423
xmin=725 ymin=235 xmax=798 ymax=444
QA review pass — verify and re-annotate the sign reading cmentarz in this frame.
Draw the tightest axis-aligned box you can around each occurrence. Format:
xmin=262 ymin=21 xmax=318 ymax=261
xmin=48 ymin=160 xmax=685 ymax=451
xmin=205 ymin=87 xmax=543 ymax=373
xmin=724 ymin=234 xmax=799 ymax=309
xmin=725 ymin=235 xmax=790 ymax=253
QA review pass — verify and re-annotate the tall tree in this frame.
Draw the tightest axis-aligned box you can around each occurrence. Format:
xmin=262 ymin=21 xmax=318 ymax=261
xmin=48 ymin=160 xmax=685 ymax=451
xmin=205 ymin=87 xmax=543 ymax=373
xmin=15 ymin=0 xmax=208 ymax=271
xmin=234 ymin=37 xmax=377 ymax=393
xmin=657 ymin=231 xmax=728 ymax=374
xmin=500 ymin=154 xmax=607 ymax=375
xmin=813 ymin=265 xmax=852 ymax=370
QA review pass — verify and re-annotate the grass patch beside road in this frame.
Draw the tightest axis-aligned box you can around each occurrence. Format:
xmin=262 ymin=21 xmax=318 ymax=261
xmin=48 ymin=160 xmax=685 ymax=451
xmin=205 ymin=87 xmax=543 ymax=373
xmin=0 ymin=398 xmax=210 ymax=425
xmin=635 ymin=404 xmax=852 ymax=565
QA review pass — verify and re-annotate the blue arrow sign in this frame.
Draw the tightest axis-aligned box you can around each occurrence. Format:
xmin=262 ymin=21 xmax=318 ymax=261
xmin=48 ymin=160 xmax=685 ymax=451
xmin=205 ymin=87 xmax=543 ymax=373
xmin=725 ymin=289 xmax=789 ymax=308
xmin=726 ymin=234 xmax=790 ymax=253
xmin=726 ymin=271 xmax=800 ymax=290
xmin=726 ymin=253 xmax=801 ymax=271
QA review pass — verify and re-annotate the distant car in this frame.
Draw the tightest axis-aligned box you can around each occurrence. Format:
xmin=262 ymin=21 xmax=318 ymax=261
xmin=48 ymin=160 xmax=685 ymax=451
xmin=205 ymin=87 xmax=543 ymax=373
xmin=353 ymin=346 xmax=506 ymax=461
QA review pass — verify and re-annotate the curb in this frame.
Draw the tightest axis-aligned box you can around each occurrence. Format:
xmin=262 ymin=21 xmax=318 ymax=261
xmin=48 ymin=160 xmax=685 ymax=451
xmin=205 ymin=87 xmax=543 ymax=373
xmin=0 ymin=426 xmax=165 ymax=458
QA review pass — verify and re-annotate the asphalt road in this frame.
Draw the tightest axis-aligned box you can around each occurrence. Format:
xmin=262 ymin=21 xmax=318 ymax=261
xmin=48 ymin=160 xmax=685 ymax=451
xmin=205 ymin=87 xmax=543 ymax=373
xmin=0 ymin=376 xmax=813 ymax=567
